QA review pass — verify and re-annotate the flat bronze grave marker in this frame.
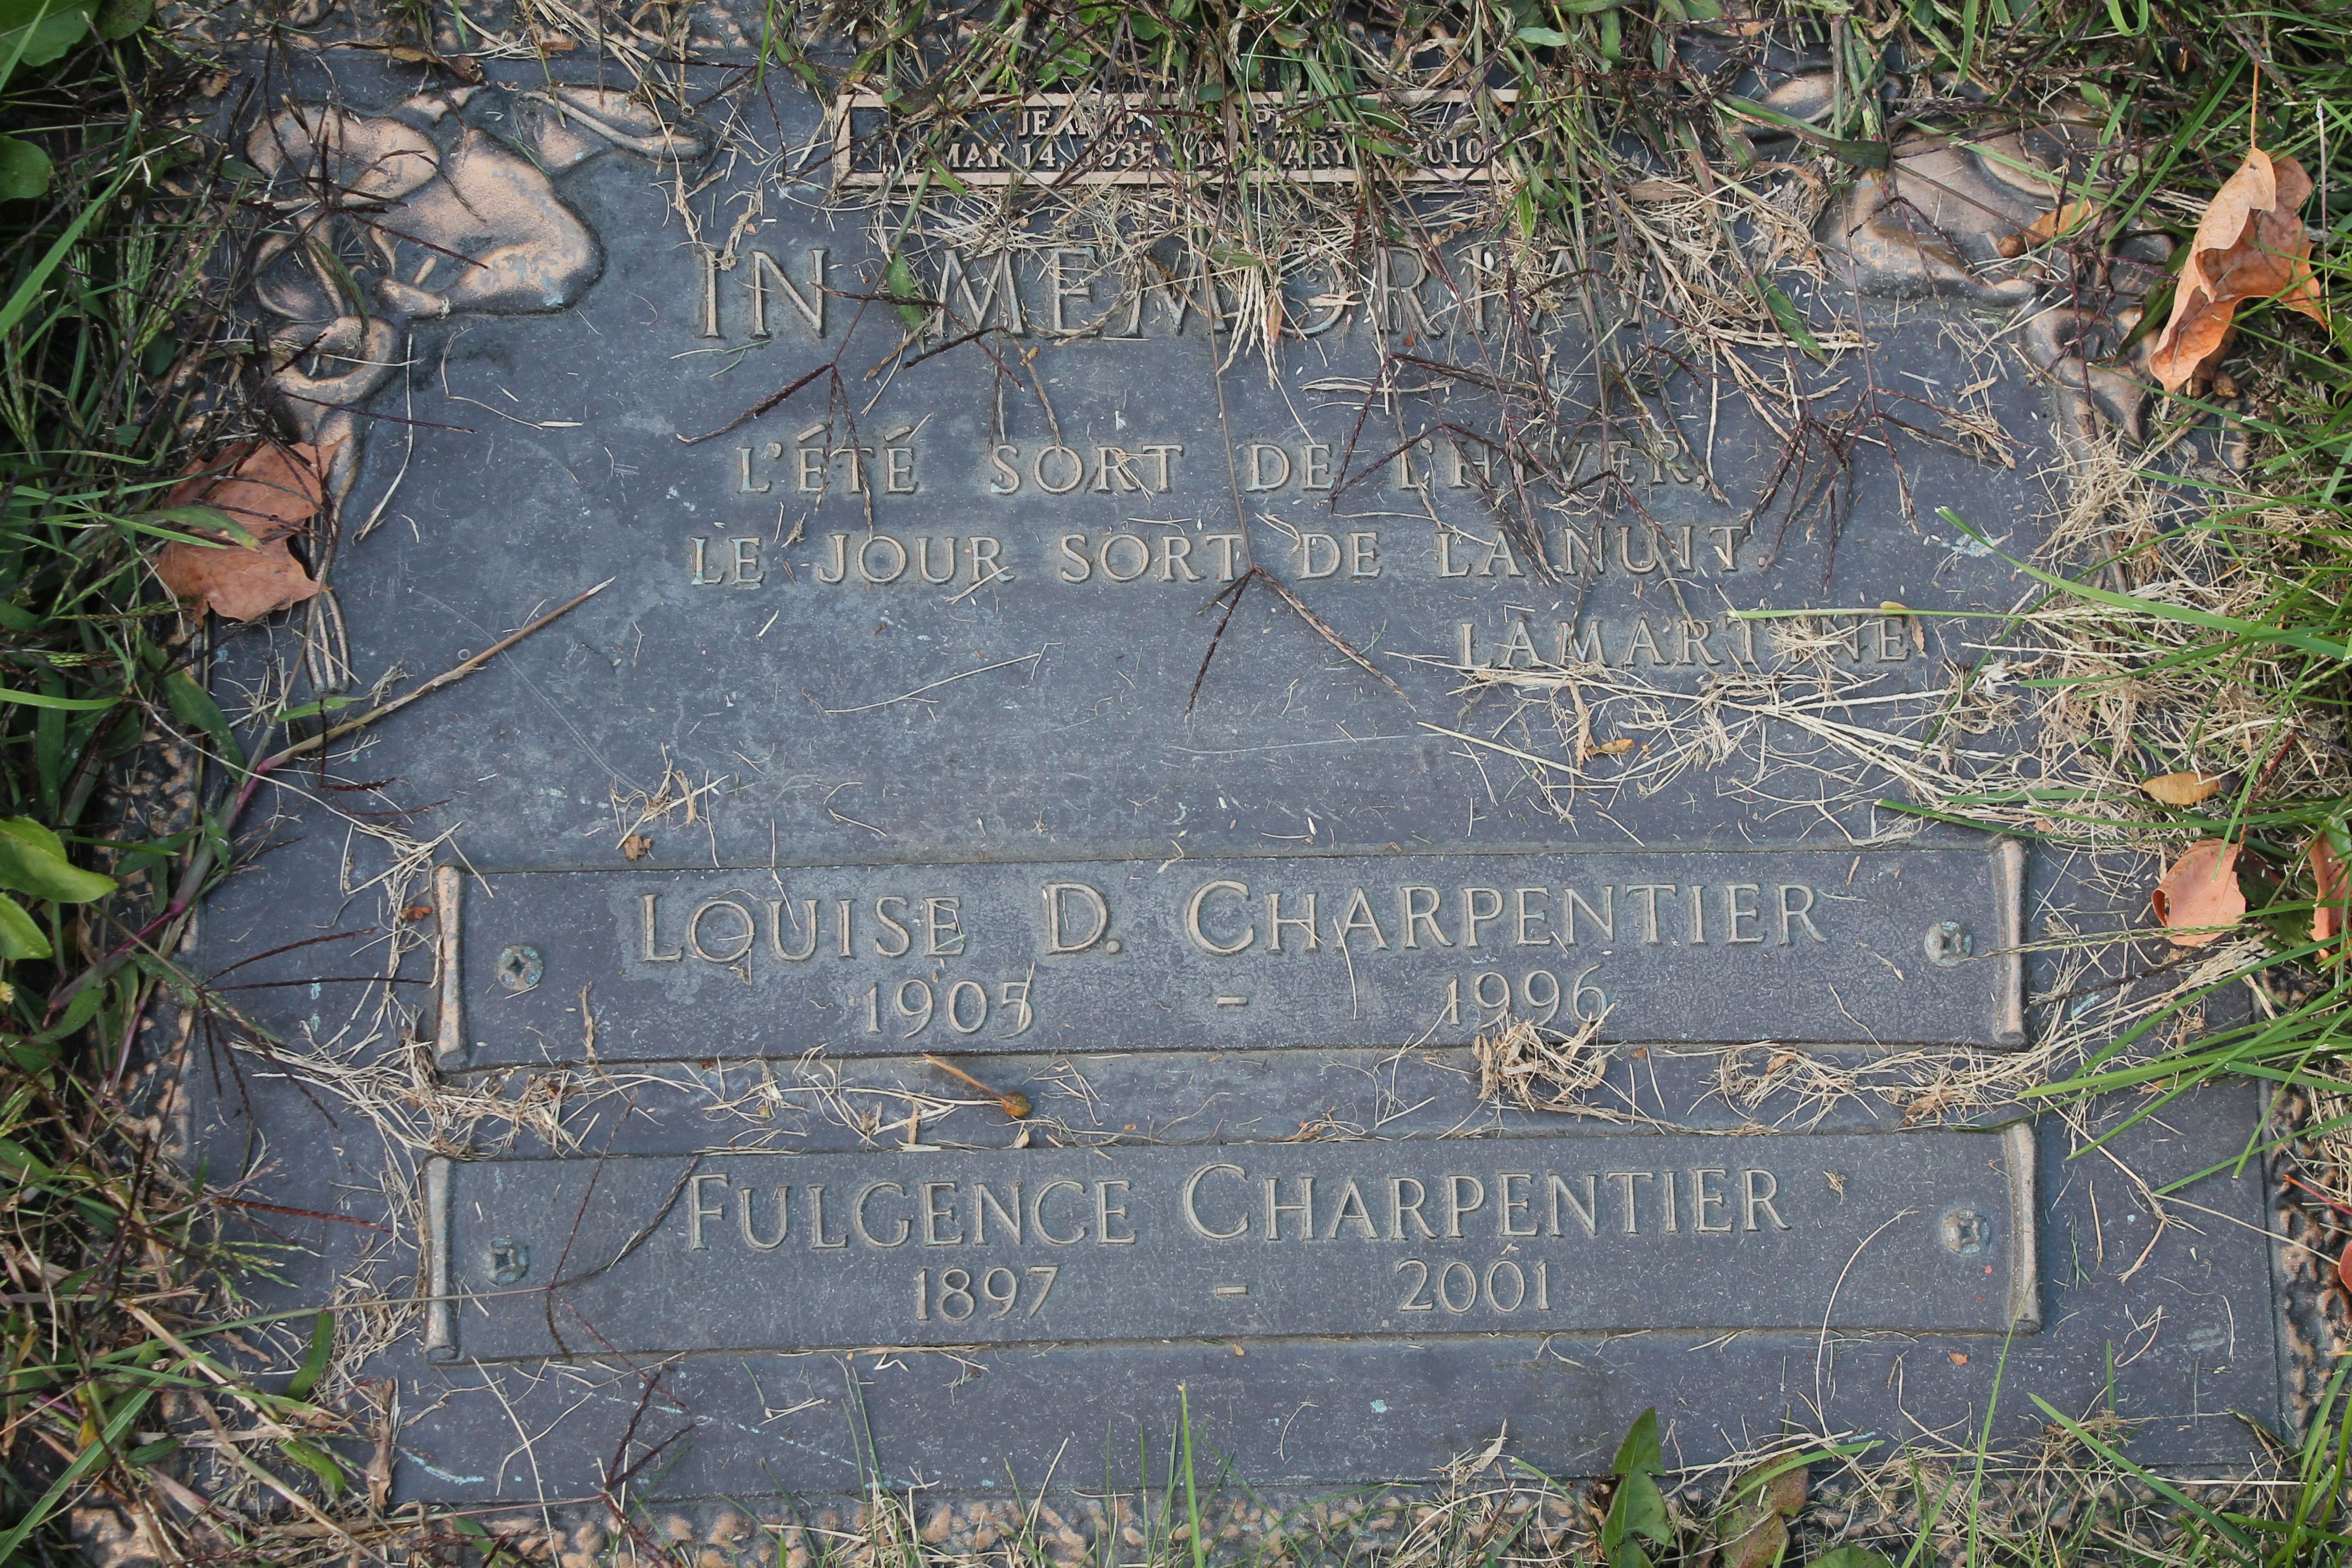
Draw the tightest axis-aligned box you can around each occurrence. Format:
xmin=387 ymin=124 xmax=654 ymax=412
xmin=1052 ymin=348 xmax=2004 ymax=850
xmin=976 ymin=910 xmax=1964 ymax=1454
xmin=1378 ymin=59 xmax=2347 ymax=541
xmin=186 ymin=43 xmax=2295 ymax=1510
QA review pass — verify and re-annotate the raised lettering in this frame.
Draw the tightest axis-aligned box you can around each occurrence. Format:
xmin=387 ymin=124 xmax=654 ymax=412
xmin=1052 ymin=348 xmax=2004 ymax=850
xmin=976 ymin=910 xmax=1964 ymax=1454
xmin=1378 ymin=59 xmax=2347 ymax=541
xmin=1743 ymin=1169 xmax=1790 ymax=1232
xmin=738 ymin=1184 xmax=788 ymax=1250
xmin=640 ymin=893 xmax=682 ymax=962
xmin=1724 ymin=884 xmax=1763 ymax=944
xmin=688 ymin=899 xmax=756 ymax=966
xmin=1096 ymin=1180 xmax=1135 ymax=1244
xmin=1499 ymin=1173 xmax=1536 ymax=1237
xmin=1186 ymin=879 xmax=1255 ymax=956
xmin=1548 ymin=1173 xmax=1598 ymax=1237
xmin=688 ymin=1171 xmax=728 ymax=1249
xmin=1604 ymin=1170 xmax=1652 ymax=1234
xmin=1183 ymin=1163 xmax=1249 ymax=1240
xmin=1692 ymin=1168 xmax=1732 ymax=1233
xmin=1033 ymin=1178 xmax=1088 ymax=1244
xmin=1264 ymin=1176 xmax=1314 ymax=1242
xmin=1777 ymin=884 xmax=1827 ymax=944
xmin=1389 ymin=1176 xmax=1435 ymax=1241
xmin=1444 ymin=1174 xmax=1487 ymax=1238
xmin=1043 ymin=883 xmax=1109 ymax=954
xmin=856 ymin=1181 xmax=912 ymax=1248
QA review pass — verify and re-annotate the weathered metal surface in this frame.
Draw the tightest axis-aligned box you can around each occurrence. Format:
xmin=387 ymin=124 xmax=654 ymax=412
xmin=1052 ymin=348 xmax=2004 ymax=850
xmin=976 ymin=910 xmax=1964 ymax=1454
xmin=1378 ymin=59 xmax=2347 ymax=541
xmin=185 ymin=53 xmax=2288 ymax=1505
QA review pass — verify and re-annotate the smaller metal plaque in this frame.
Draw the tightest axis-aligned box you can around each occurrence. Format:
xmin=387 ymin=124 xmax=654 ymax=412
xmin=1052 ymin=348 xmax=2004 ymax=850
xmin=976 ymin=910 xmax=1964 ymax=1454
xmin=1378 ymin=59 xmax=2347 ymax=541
xmin=830 ymin=89 xmax=1510 ymax=188
xmin=440 ymin=841 xmax=2026 ymax=1068
xmin=423 ymin=1126 xmax=2037 ymax=1362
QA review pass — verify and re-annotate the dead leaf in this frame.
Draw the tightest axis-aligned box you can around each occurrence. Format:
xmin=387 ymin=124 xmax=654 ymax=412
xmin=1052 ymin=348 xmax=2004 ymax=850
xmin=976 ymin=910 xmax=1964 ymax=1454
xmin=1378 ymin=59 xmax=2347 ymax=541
xmin=1996 ymin=198 xmax=2099 ymax=257
xmin=2310 ymin=830 xmax=2347 ymax=952
xmin=362 ymin=1378 xmax=395 ymax=1513
xmin=162 ymin=440 xmax=328 ymax=542
xmin=399 ymin=905 xmax=432 ymax=921
xmin=2148 ymin=149 xmax=2327 ymax=392
xmin=2141 ymin=771 xmax=2225 ymax=807
xmin=1592 ymin=737 xmax=1636 ymax=756
xmin=620 ymin=834 xmax=653 ymax=861
xmin=1948 ymin=1352 xmax=1969 ymax=1365
xmin=1707 ymin=1461 xmax=1806 ymax=1568
xmin=382 ymin=43 xmax=485 ymax=81
xmin=2151 ymin=839 xmax=2246 ymax=946
xmin=2340 ymin=1240 xmax=2351 ymax=1294
xmin=155 ymin=443 xmax=331 ymax=621
xmin=155 ymin=536 xmax=319 ymax=622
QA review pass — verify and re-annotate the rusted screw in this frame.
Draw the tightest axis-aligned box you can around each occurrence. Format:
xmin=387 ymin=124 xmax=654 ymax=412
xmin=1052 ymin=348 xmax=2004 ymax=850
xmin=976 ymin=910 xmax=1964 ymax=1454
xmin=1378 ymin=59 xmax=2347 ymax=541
xmin=496 ymin=944 xmax=542 ymax=991
xmin=923 ymin=1053 xmax=1031 ymax=1119
xmin=1923 ymin=921 xmax=1972 ymax=967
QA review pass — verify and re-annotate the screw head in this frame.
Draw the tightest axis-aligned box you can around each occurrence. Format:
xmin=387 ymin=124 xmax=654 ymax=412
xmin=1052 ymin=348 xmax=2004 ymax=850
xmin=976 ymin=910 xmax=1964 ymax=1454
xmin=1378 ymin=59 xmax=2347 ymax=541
xmin=488 ymin=1237 xmax=530 ymax=1284
xmin=1940 ymin=1207 xmax=1989 ymax=1256
xmin=1923 ymin=920 xmax=1973 ymax=967
xmin=495 ymin=944 xmax=543 ymax=992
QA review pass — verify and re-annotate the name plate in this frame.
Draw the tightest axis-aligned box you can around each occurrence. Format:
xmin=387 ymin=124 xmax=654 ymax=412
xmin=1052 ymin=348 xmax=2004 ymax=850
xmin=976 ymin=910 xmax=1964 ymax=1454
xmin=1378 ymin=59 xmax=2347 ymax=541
xmin=438 ymin=841 xmax=2024 ymax=1067
xmin=830 ymin=89 xmax=1510 ymax=189
xmin=423 ymin=1128 xmax=2038 ymax=1362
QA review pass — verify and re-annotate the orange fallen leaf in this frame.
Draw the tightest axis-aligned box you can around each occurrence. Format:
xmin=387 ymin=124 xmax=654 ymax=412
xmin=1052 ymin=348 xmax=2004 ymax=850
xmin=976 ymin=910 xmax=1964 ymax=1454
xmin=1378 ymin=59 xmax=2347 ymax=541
xmin=2311 ymin=831 xmax=2348 ymax=952
xmin=155 ymin=536 xmax=320 ymax=622
xmin=1713 ymin=1460 xmax=1807 ymax=1568
xmin=1996 ymin=198 xmax=2099 ymax=258
xmin=155 ymin=442 xmax=330 ymax=622
xmin=620 ymin=833 xmax=653 ymax=861
xmin=2151 ymin=839 xmax=2246 ymax=946
xmin=162 ymin=440 xmax=328 ymax=542
xmin=1592 ymin=737 xmax=1636 ymax=756
xmin=2141 ymin=770 xmax=2225 ymax=807
xmin=2148 ymin=149 xmax=2327 ymax=393
xmin=1948 ymin=1352 xmax=1969 ymax=1366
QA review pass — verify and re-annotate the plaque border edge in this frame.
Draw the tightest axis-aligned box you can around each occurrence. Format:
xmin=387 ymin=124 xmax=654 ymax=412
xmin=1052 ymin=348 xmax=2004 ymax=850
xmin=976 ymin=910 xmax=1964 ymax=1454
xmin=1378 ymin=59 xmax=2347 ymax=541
xmin=423 ymin=1154 xmax=459 ymax=1363
xmin=2003 ymin=1119 xmax=2041 ymax=1333
xmin=1994 ymin=837 xmax=2027 ymax=1048
xmin=433 ymin=864 xmax=467 ymax=1069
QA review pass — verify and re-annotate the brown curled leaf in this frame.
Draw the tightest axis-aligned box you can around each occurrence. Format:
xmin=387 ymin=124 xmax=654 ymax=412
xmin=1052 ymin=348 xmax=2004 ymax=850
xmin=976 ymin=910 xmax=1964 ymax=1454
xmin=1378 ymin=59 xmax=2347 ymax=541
xmin=2140 ymin=771 xmax=2225 ymax=807
xmin=1708 ymin=1462 xmax=1808 ymax=1568
xmin=2148 ymin=149 xmax=2327 ymax=393
xmin=2310 ymin=829 xmax=2349 ymax=954
xmin=2150 ymin=839 xmax=2246 ymax=946
xmin=1996 ymin=198 xmax=2099 ymax=257
xmin=162 ymin=440 xmax=328 ymax=542
xmin=154 ymin=441 xmax=333 ymax=621
xmin=154 ymin=536 xmax=319 ymax=622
